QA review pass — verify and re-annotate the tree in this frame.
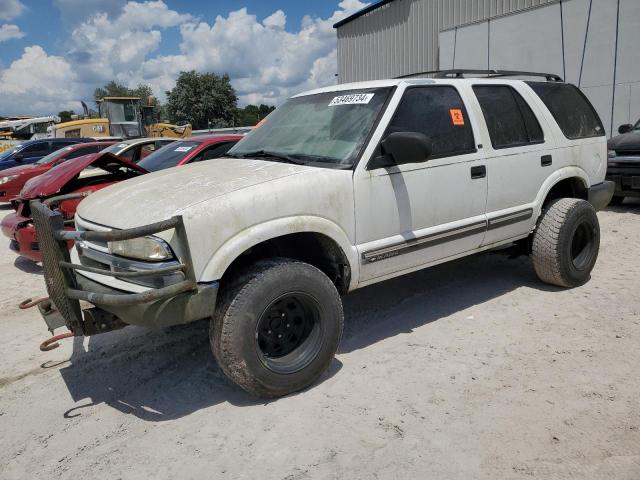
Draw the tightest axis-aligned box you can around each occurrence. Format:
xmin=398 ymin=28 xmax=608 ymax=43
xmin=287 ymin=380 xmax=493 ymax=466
xmin=57 ymin=110 xmax=75 ymax=123
xmin=165 ymin=71 xmax=238 ymax=129
xmin=94 ymin=81 xmax=156 ymax=107
xmin=237 ymin=104 xmax=276 ymax=126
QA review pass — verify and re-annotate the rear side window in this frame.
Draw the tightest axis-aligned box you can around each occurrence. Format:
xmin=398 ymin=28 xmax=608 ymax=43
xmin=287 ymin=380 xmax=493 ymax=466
xmin=526 ymin=82 xmax=604 ymax=139
xmin=473 ymin=85 xmax=544 ymax=149
xmin=385 ymin=86 xmax=476 ymax=158
xmin=22 ymin=142 xmax=50 ymax=155
xmin=193 ymin=142 xmax=237 ymax=162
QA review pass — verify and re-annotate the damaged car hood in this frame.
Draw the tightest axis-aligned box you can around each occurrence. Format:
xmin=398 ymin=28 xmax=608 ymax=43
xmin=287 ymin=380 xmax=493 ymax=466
xmin=76 ymin=157 xmax=316 ymax=228
xmin=20 ymin=152 xmax=147 ymax=199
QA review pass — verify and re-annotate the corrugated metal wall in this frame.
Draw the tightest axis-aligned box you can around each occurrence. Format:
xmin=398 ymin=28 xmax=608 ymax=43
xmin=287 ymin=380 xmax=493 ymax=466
xmin=336 ymin=0 xmax=559 ymax=82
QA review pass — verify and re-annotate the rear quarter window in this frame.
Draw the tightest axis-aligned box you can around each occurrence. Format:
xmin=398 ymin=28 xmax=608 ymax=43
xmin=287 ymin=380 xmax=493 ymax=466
xmin=526 ymin=82 xmax=605 ymax=139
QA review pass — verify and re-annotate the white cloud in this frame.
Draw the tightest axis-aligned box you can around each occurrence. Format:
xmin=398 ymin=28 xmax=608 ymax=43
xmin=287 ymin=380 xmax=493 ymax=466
xmin=0 ymin=46 xmax=81 ymax=115
xmin=137 ymin=0 xmax=368 ymax=106
xmin=0 ymin=1 xmax=369 ymax=115
xmin=68 ymin=0 xmax=192 ymax=85
xmin=0 ymin=23 xmax=24 ymax=42
xmin=0 ymin=0 xmax=25 ymax=21
xmin=53 ymin=0 xmax=126 ymax=21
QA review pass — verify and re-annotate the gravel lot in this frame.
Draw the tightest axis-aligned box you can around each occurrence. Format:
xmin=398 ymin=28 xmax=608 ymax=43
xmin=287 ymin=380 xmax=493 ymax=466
xmin=1 ymin=201 xmax=639 ymax=480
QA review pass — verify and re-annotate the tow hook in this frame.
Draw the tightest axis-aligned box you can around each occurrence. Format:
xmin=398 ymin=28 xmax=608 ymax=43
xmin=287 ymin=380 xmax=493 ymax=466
xmin=18 ymin=297 xmax=50 ymax=309
xmin=40 ymin=332 xmax=74 ymax=351
xmin=19 ymin=296 xmax=74 ymax=351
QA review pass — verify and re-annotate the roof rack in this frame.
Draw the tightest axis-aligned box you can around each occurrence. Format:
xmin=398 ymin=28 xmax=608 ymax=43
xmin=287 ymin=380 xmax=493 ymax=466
xmin=396 ymin=69 xmax=564 ymax=82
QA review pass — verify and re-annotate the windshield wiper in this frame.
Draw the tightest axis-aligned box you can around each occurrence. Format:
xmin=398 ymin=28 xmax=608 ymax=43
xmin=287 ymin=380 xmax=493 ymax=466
xmin=233 ymin=150 xmax=306 ymax=165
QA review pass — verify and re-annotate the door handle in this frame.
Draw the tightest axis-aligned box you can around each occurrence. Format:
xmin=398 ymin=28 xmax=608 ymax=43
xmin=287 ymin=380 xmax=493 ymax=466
xmin=541 ymin=155 xmax=552 ymax=166
xmin=470 ymin=165 xmax=486 ymax=179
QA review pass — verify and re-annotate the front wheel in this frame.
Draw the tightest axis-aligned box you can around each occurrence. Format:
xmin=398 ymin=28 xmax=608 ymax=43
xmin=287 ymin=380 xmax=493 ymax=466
xmin=210 ymin=259 xmax=343 ymax=398
xmin=532 ymin=198 xmax=600 ymax=288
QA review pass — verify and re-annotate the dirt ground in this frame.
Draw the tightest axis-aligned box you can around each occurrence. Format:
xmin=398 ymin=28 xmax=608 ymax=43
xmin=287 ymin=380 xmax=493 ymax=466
xmin=0 ymin=200 xmax=639 ymax=480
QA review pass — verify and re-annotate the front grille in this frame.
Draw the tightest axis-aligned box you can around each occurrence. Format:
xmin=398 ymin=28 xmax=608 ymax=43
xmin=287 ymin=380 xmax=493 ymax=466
xmin=31 ymin=202 xmax=83 ymax=332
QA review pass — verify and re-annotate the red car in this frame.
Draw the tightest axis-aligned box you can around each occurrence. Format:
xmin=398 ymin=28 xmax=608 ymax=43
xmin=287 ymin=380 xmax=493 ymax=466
xmin=2 ymin=135 xmax=242 ymax=261
xmin=0 ymin=142 xmax=114 ymax=203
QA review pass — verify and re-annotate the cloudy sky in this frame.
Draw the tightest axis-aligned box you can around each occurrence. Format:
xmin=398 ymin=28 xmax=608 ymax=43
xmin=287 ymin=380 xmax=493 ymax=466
xmin=0 ymin=0 xmax=368 ymax=116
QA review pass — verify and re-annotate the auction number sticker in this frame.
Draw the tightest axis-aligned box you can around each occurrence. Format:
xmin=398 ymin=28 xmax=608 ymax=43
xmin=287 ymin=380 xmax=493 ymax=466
xmin=175 ymin=146 xmax=194 ymax=152
xmin=329 ymin=93 xmax=374 ymax=106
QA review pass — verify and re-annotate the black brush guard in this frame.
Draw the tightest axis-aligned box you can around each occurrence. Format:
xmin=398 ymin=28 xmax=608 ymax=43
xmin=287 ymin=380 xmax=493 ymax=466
xmin=31 ymin=199 xmax=197 ymax=336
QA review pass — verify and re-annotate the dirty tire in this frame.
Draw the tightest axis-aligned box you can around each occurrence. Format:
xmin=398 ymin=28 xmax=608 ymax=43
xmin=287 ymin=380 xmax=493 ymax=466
xmin=608 ymin=195 xmax=625 ymax=206
xmin=532 ymin=198 xmax=600 ymax=288
xmin=210 ymin=258 xmax=343 ymax=398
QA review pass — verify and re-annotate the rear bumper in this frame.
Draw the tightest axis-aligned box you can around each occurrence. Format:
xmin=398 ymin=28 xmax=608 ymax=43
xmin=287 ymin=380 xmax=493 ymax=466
xmin=1 ymin=213 xmax=43 ymax=261
xmin=30 ymin=199 xmax=211 ymax=336
xmin=588 ymin=181 xmax=615 ymax=211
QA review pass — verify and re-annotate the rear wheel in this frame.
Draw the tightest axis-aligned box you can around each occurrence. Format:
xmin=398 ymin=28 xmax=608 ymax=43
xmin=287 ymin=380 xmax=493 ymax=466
xmin=532 ymin=198 xmax=600 ymax=288
xmin=210 ymin=258 xmax=343 ymax=398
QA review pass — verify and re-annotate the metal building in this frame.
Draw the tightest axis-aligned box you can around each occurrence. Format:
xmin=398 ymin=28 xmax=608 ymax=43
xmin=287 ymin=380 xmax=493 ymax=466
xmin=335 ymin=0 xmax=640 ymax=136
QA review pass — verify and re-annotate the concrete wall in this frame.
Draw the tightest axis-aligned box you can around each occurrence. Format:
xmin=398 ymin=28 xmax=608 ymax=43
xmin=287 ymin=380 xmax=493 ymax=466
xmin=439 ymin=0 xmax=640 ymax=136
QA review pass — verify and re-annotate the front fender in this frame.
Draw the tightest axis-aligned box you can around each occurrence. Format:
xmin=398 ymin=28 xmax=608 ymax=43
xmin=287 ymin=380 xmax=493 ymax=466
xmin=198 ymin=215 xmax=359 ymax=290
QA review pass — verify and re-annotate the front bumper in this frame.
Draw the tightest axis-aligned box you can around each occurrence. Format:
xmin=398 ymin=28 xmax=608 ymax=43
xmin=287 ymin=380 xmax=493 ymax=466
xmin=606 ymin=158 xmax=640 ymax=197
xmin=31 ymin=199 xmax=216 ymax=336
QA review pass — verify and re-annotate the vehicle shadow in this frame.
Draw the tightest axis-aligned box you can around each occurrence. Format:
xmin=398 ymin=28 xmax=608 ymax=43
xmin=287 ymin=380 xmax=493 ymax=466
xmin=56 ymin=249 xmax=554 ymax=421
xmin=13 ymin=256 xmax=43 ymax=274
xmin=603 ymin=196 xmax=640 ymax=214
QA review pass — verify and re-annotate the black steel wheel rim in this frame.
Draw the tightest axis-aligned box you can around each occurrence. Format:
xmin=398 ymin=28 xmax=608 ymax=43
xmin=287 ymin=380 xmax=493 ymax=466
xmin=570 ymin=221 xmax=596 ymax=270
xmin=255 ymin=292 xmax=322 ymax=375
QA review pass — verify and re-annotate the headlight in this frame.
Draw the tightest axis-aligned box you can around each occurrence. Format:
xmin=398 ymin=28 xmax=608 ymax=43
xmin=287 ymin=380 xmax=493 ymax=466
xmin=108 ymin=236 xmax=173 ymax=261
xmin=608 ymin=149 xmax=616 ymax=158
xmin=0 ymin=175 xmax=18 ymax=184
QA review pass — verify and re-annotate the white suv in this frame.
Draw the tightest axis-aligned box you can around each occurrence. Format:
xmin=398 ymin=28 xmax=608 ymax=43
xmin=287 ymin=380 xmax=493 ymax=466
xmin=31 ymin=70 xmax=614 ymax=398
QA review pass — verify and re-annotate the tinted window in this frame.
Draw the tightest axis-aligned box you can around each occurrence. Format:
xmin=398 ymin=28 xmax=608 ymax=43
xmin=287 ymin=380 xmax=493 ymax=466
xmin=473 ymin=85 xmax=544 ymax=149
xmin=66 ymin=144 xmax=103 ymax=159
xmin=526 ymin=82 xmax=604 ymax=139
xmin=385 ymin=86 xmax=475 ymax=158
xmin=192 ymin=142 xmax=237 ymax=162
xmin=137 ymin=140 xmax=201 ymax=172
xmin=22 ymin=142 xmax=50 ymax=155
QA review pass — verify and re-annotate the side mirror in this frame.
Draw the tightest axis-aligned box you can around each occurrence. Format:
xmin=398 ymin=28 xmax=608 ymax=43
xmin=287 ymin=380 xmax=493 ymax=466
xmin=13 ymin=154 xmax=24 ymax=162
xmin=618 ymin=124 xmax=633 ymax=135
xmin=369 ymin=132 xmax=432 ymax=169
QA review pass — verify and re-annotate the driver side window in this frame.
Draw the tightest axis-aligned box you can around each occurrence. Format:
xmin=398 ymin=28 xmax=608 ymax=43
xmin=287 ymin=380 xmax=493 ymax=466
xmin=385 ymin=86 xmax=476 ymax=159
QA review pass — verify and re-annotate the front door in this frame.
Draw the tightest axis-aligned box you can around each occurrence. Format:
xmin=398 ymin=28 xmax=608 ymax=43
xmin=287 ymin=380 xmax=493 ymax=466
xmin=354 ymin=84 xmax=488 ymax=284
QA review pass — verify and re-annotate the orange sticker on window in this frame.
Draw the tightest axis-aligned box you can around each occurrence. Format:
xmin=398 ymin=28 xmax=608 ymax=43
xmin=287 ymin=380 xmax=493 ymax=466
xmin=449 ymin=108 xmax=465 ymax=126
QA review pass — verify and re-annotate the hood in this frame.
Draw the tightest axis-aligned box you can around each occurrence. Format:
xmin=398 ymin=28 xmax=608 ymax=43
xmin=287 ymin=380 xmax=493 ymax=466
xmin=608 ymin=131 xmax=640 ymax=152
xmin=77 ymin=157 xmax=312 ymax=228
xmin=0 ymin=162 xmax=47 ymax=178
xmin=20 ymin=152 xmax=147 ymax=200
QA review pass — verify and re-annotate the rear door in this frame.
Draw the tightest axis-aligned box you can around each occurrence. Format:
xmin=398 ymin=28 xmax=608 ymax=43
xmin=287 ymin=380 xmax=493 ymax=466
xmin=470 ymin=83 xmax=557 ymax=245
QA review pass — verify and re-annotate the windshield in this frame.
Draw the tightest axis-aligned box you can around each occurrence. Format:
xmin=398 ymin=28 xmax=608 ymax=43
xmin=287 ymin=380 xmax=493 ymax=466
xmin=634 ymin=119 xmax=640 ymax=131
xmin=102 ymin=102 xmax=138 ymax=123
xmin=137 ymin=141 xmax=200 ymax=172
xmin=228 ymin=87 xmax=392 ymax=166
xmin=102 ymin=142 xmax=130 ymax=155
xmin=36 ymin=146 xmax=73 ymax=164
xmin=0 ymin=145 xmax=24 ymax=161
